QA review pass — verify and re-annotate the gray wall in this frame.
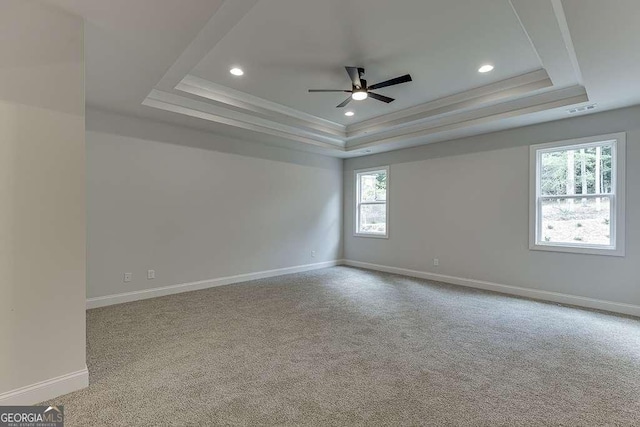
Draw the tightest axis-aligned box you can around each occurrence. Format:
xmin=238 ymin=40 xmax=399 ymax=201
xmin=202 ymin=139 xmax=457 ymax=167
xmin=344 ymin=106 xmax=640 ymax=306
xmin=86 ymin=109 xmax=343 ymax=299
xmin=0 ymin=0 xmax=86 ymax=397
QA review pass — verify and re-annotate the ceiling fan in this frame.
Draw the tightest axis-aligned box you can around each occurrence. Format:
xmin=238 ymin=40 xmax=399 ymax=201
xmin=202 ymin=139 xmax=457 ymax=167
xmin=308 ymin=66 xmax=412 ymax=108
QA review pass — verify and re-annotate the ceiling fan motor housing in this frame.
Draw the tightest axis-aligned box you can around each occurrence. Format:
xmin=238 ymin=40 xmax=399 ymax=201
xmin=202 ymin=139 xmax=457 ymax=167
xmin=355 ymin=67 xmax=366 ymax=90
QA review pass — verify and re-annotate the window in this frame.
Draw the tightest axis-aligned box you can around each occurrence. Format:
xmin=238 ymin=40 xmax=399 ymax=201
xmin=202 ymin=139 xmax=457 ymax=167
xmin=355 ymin=166 xmax=389 ymax=238
xmin=530 ymin=133 xmax=625 ymax=256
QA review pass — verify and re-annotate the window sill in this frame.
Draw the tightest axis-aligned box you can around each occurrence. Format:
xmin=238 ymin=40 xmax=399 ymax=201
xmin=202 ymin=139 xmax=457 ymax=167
xmin=354 ymin=232 xmax=388 ymax=239
xmin=529 ymin=242 xmax=624 ymax=257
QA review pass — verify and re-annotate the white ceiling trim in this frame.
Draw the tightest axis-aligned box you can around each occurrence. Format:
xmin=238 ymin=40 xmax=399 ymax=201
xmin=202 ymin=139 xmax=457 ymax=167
xmin=346 ymin=69 xmax=553 ymax=138
xmin=174 ymin=70 xmax=556 ymax=146
xmin=143 ymin=83 xmax=588 ymax=155
xmin=346 ymin=86 xmax=589 ymax=151
xmin=177 ymin=75 xmax=345 ymax=137
xmin=143 ymin=89 xmax=345 ymax=150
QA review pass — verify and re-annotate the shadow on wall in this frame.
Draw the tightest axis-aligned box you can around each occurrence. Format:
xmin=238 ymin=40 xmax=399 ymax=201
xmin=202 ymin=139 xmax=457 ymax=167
xmin=86 ymin=108 xmax=342 ymax=171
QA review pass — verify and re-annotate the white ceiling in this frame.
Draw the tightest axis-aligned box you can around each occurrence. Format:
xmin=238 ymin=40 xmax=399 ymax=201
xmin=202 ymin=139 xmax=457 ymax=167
xmin=192 ymin=0 xmax=541 ymax=124
xmin=43 ymin=0 xmax=223 ymax=115
xmin=562 ymin=0 xmax=640 ymax=112
xmin=43 ymin=0 xmax=640 ymax=158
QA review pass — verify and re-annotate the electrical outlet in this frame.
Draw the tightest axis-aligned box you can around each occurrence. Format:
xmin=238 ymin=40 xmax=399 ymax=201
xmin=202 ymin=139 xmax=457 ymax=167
xmin=433 ymin=258 xmax=439 ymax=267
xmin=124 ymin=272 xmax=132 ymax=283
xmin=147 ymin=269 xmax=155 ymax=280
xmin=311 ymin=250 xmax=316 ymax=258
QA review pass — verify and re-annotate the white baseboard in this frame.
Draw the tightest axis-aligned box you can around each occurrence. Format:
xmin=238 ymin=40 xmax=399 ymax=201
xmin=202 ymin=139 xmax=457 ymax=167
xmin=87 ymin=260 xmax=343 ymax=309
xmin=343 ymin=260 xmax=640 ymax=317
xmin=0 ymin=367 xmax=88 ymax=405
xmin=86 ymin=258 xmax=640 ymax=317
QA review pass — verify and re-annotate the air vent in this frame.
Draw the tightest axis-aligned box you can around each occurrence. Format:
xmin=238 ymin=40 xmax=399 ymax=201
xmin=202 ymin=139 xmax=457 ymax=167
xmin=567 ymin=104 xmax=597 ymax=114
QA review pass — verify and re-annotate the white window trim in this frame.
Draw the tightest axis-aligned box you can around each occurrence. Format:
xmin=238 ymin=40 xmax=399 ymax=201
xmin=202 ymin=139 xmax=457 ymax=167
xmin=354 ymin=165 xmax=389 ymax=239
xmin=529 ymin=132 xmax=626 ymax=257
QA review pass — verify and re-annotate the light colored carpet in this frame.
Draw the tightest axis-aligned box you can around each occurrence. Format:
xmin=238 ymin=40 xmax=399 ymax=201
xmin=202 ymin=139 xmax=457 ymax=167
xmin=46 ymin=266 xmax=640 ymax=426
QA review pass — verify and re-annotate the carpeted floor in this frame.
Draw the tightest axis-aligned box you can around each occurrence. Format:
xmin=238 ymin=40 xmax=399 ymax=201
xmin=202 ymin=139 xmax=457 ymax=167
xmin=46 ymin=266 xmax=640 ymax=426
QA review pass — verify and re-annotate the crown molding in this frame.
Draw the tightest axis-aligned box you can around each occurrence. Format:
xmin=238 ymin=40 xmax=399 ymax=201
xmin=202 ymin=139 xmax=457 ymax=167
xmin=144 ymin=82 xmax=588 ymax=155
xmin=143 ymin=90 xmax=345 ymax=150
xmin=177 ymin=70 xmax=554 ymax=144
xmin=345 ymin=85 xmax=588 ymax=150
xmin=346 ymin=69 xmax=552 ymax=138
xmin=177 ymin=75 xmax=345 ymax=138
xmin=154 ymin=69 xmax=567 ymax=154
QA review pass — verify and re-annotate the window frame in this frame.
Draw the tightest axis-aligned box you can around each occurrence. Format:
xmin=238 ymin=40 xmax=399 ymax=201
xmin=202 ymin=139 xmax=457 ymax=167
xmin=354 ymin=166 xmax=389 ymax=239
xmin=529 ymin=132 xmax=626 ymax=257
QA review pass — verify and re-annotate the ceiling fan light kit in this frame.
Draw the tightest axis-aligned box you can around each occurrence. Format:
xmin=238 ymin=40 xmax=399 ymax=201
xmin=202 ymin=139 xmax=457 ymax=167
xmin=352 ymin=91 xmax=368 ymax=101
xmin=309 ymin=66 xmax=412 ymax=108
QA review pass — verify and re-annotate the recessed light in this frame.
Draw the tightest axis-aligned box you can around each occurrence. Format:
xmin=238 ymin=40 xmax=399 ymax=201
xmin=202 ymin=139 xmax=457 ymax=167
xmin=352 ymin=91 xmax=368 ymax=101
xmin=478 ymin=64 xmax=494 ymax=73
xmin=229 ymin=67 xmax=244 ymax=76
xmin=344 ymin=111 xmax=355 ymax=117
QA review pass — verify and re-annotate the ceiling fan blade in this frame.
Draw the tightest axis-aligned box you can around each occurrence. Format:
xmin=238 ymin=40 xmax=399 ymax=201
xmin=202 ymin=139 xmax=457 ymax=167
xmin=368 ymin=92 xmax=395 ymax=103
xmin=345 ymin=66 xmax=363 ymax=89
xmin=368 ymin=74 xmax=412 ymax=90
xmin=308 ymin=89 xmax=351 ymax=93
xmin=336 ymin=96 xmax=352 ymax=108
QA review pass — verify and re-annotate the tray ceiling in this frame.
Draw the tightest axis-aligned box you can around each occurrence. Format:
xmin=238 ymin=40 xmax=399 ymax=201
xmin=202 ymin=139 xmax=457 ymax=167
xmin=190 ymin=0 xmax=542 ymax=124
xmin=48 ymin=0 xmax=640 ymax=157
